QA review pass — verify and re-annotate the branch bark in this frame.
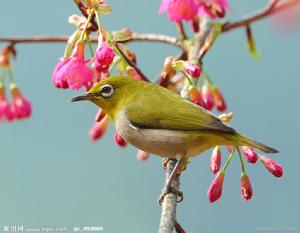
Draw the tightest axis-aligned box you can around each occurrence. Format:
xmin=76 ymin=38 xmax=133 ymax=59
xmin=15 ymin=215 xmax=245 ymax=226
xmin=0 ymin=33 xmax=179 ymax=47
xmin=158 ymin=159 xmax=181 ymax=233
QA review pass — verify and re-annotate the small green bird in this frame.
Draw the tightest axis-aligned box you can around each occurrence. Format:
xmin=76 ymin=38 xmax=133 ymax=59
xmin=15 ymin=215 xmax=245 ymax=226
xmin=72 ymin=76 xmax=278 ymax=196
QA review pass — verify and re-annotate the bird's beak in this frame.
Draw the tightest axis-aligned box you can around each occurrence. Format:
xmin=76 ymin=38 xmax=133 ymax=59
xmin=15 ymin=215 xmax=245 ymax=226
xmin=71 ymin=93 xmax=98 ymax=102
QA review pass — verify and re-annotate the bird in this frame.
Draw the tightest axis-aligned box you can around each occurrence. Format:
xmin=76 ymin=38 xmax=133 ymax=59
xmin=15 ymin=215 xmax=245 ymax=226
xmin=71 ymin=76 xmax=278 ymax=199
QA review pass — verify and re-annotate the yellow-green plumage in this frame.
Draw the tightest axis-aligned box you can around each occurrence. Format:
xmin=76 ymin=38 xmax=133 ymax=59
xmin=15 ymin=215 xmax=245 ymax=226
xmin=72 ymin=76 xmax=278 ymax=158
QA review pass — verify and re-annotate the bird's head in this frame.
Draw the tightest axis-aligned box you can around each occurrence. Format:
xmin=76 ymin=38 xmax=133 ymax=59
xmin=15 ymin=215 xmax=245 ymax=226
xmin=71 ymin=76 xmax=139 ymax=119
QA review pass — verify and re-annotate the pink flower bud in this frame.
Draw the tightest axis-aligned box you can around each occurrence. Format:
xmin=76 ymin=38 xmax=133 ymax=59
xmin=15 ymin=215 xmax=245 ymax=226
xmin=240 ymin=173 xmax=253 ymax=201
xmin=94 ymin=43 xmax=115 ymax=74
xmin=10 ymin=84 xmax=32 ymax=120
xmin=0 ymin=100 xmax=14 ymax=122
xmin=202 ymin=85 xmax=214 ymax=110
xmin=0 ymin=85 xmax=14 ymax=122
xmin=136 ymin=150 xmax=150 ymax=161
xmin=188 ymin=86 xmax=206 ymax=108
xmin=183 ymin=61 xmax=201 ymax=78
xmin=89 ymin=116 xmax=109 ymax=141
xmin=207 ymin=171 xmax=225 ymax=203
xmin=211 ymin=85 xmax=227 ymax=112
xmin=260 ymin=156 xmax=283 ymax=177
xmin=95 ymin=108 xmax=106 ymax=122
xmin=210 ymin=146 xmax=221 ymax=174
xmin=241 ymin=146 xmax=258 ymax=163
xmin=114 ymin=131 xmax=127 ymax=148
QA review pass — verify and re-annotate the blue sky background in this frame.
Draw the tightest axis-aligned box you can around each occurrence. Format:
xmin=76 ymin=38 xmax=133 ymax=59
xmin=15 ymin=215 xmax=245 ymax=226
xmin=0 ymin=1 xmax=299 ymax=233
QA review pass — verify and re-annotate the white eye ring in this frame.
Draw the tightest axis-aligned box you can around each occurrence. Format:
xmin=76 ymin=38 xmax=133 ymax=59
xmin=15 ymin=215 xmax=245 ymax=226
xmin=101 ymin=84 xmax=114 ymax=98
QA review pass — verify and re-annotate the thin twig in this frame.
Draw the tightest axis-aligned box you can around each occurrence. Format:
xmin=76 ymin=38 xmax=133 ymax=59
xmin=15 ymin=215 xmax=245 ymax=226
xmin=73 ymin=0 xmax=98 ymax=31
xmin=222 ymin=0 xmax=300 ymax=32
xmin=0 ymin=33 xmax=180 ymax=47
xmin=114 ymin=42 xmax=150 ymax=82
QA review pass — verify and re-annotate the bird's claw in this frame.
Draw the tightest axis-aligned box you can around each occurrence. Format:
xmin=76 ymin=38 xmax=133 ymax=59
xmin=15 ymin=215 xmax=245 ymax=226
xmin=162 ymin=158 xmax=171 ymax=170
xmin=158 ymin=186 xmax=183 ymax=205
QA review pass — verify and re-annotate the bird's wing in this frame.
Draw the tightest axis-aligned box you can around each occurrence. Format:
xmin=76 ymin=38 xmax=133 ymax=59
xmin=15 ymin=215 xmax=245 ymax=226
xmin=125 ymin=87 xmax=235 ymax=133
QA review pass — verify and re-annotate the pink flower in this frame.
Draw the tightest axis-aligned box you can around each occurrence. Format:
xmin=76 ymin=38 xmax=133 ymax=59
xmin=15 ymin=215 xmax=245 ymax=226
xmin=183 ymin=61 xmax=201 ymax=78
xmin=241 ymin=146 xmax=258 ymax=163
xmin=10 ymin=84 xmax=32 ymax=120
xmin=260 ymin=156 xmax=283 ymax=178
xmin=198 ymin=0 xmax=231 ymax=19
xmin=210 ymin=146 xmax=221 ymax=174
xmin=0 ymin=87 xmax=14 ymax=122
xmin=188 ymin=86 xmax=206 ymax=108
xmin=207 ymin=171 xmax=225 ymax=203
xmin=89 ymin=116 xmax=109 ymax=141
xmin=52 ymin=41 xmax=93 ymax=90
xmin=114 ymin=131 xmax=127 ymax=148
xmin=136 ymin=150 xmax=150 ymax=161
xmin=240 ymin=173 xmax=253 ymax=201
xmin=159 ymin=0 xmax=199 ymax=22
xmin=94 ymin=43 xmax=115 ymax=74
xmin=202 ymin=84 xmax=214 ymax=110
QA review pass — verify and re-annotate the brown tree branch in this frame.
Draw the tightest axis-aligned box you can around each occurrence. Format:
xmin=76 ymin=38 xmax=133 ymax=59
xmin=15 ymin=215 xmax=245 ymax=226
xmin=0 ymin=0 xmax=297 ymax=49
xmin=0 ymin=0 xmax=298 ymax=47
xmin=222 ymin=0 xmax=300 ymax=32
xmin=114 ymin=42 xmax=150 ymax=82
xmin=0 ymin=33 xmax=179 ymax=47
xmin=158 ymin=159 xmax=182 ymax=233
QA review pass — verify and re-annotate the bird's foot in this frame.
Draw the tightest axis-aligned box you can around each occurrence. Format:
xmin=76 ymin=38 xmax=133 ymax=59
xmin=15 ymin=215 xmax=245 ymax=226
xmin=162 ymin=158 xmax=175 ymax=170
xmin=162 ymin=158 xmax=189 ymax=173
xmin=158 ymin=185 xmax=183 ymax=205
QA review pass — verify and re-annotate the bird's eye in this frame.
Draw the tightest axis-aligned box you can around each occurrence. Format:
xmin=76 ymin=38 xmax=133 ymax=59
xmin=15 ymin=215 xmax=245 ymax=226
xmin=101 ymin=84 xmax=114 ymax=98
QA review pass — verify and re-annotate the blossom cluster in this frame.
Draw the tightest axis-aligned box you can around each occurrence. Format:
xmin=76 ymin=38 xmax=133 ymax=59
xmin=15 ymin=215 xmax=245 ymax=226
xmin=0 ymin=46 xmax=31 ymax=122
xmin=51 ymin=2 xmax=150 ymax=161
xmin=207 ymin=141 xmax=283 ymax=203
xmin=161 ymin=57 xmax=227 ymax=112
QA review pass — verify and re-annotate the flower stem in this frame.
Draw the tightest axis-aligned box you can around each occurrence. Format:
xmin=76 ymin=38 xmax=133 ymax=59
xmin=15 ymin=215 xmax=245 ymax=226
xmin=222 ymin=148 xmax=235 ymax=173
xmin=1 ymin=68 xmax=6 ymax=84
xmin=236 ymin=146 xmax=246 ymax=173
xmin=86 ymin=35 xmax=95 ymax=57
xmin=202 ymin=70 xmax=213 ymax=85
xmin=182 ymin=71 xmax=194 ymax=86
xmin=7 ymin=67 xmax=16 ymax=84
xmin=80 ymin=9 xmax=95 ymax=42
xmin=109 ymin=57 xmax=121 ymax=73
xmin=95 ymin=11 xmax=103 ymax=41
xmin=112 ymin=43 xmax=129 ymax=67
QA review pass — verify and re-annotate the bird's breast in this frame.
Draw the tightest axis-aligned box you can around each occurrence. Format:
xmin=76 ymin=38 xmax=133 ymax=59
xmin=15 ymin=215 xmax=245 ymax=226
xmin=114 ymin=110 xmax=213 ymax=158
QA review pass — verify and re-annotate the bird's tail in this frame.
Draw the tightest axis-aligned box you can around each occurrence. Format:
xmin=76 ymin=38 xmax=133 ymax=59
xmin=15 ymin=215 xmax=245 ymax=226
xmin=236 ymin=133 xmax=279 ymax=154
